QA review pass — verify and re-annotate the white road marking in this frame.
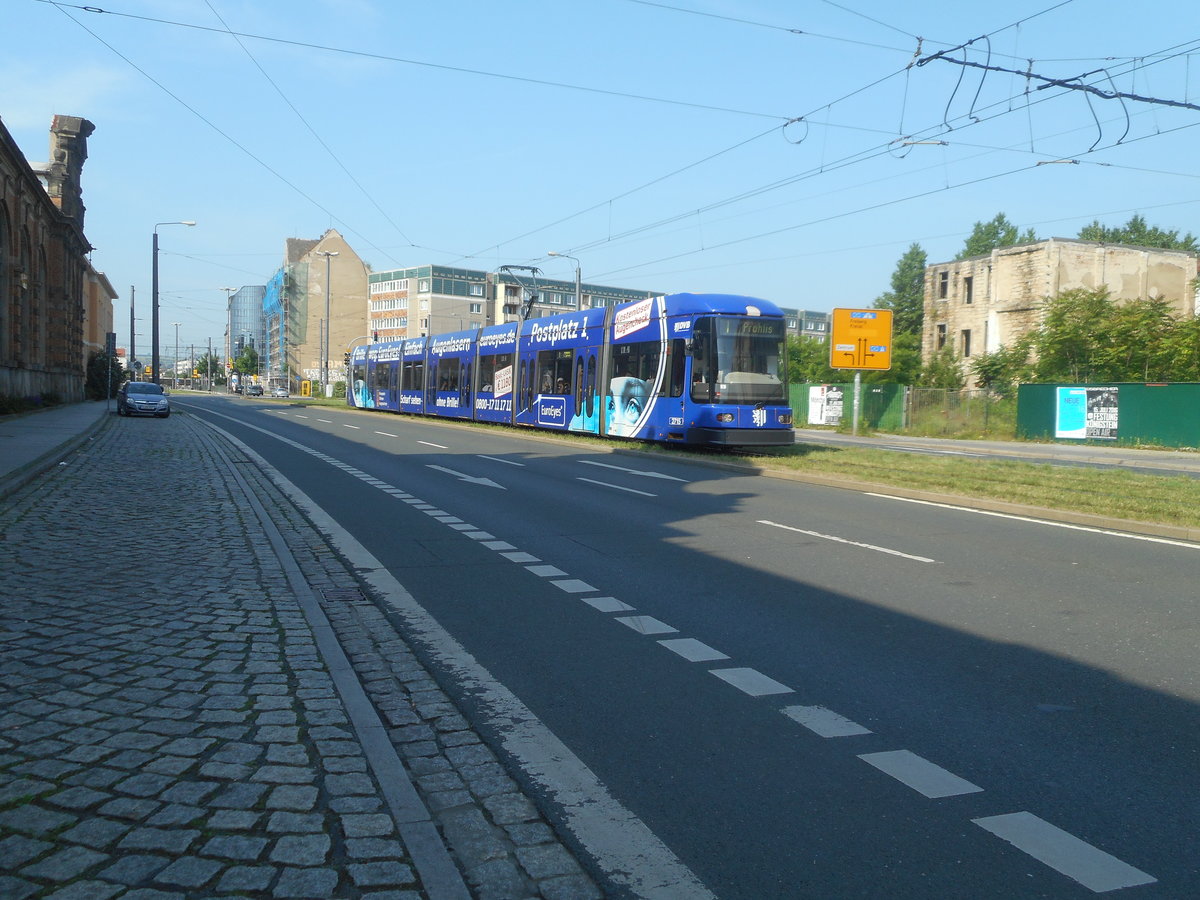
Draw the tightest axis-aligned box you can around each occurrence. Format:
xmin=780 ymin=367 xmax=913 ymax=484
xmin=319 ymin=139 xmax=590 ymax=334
xmin=657 ymin=638 xmax=730 ymax=662
xmin=482 ymin=540 xmax=516 ymax=551
xmin=343 ymin=424 xmax=360 ymax=429
xmin=580 ymin=459 xmax=689 ymax=482
xmin=758 ymin=520 xmax=937 ymax=563
xmin=973 ymin=812 xmax=1156 ymax=892
xmin=419 ymin=440 xmax=449 ymax=449
xmin=858 ymin=750 xmax=983 ymax=798
xmin=294 ymin=414 xmax=309 ymax=419
xmin=375 ymin=431 xmax=398 ymax=437
xmin=782 ymin=705 xmax=872 ymax=737
xmin=709 ymin=668 xmax=794 ymax=697
xmin=527 ymin=565 xmax=568 ymax=578
xmin=552 ymin=579 xmax=597 ymax=594
xmin=317 ymin=418 xmax=332 ymax=423
xmin=577 ymin=477 xmax=657 ymax=497
xmin=447 ymin=523 xmax=477 ymax=531
xmin=501 ymin=552 xmax=540 ymax=563
xmin=427 ymin=465 xmax=505 ymax=489
xmin=615 ymin=616 xmax=678 ymax=635
xmin=867 ymin=493 xmax=1200 ymax=550
xmin=206 ymin=421 xmax=714 ymax=898
xmin=479 ymin=455 xmax=525 ymax=466
xmin=583 ymin=597 xmax=635 ymax=613
xmin=465 ymin=531 xmax=496 ymax=540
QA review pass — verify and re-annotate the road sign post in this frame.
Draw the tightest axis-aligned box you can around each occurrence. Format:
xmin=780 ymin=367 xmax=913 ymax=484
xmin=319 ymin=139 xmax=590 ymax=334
xmin=830 ymin=308 xmax=893 ymax=436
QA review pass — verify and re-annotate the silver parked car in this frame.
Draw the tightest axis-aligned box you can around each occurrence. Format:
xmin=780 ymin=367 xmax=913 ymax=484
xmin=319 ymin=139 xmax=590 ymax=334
xmin=117 ymin=381 xmax=170 ymax=418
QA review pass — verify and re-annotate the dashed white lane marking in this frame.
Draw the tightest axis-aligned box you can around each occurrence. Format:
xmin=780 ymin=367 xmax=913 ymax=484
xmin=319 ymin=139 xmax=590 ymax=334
xmin=478 ymin=455 xmax=524 ymax=466
xmin=858 ymin=750 xmax=983 ymax=798
xmin=374 ymin=431 xmax=398 ymax=437
xmin=552 ymin=579 xmax=597 ymax=594
xmin=583 ymin=597 xmax=635 ymax=613
xmin=782 ymin=705 xmax=872 ymax=737
xmin=615 ymin=616 xmax=678 ymax=635
xmin=527 ymin=565 xmax=568 ymax=578
xmin=418 ymin=440 xmax=449 ymax=449
xmin=317 ymin=418 xmax=332 ymax=423
xmin=577 ymin=477 xmax=657 ymax=497
xmin=657 ymin=638 xmax=730 ymax=662
xmin=973 ymin=812 xmax=1156 ymax=892
xmin=867 ymin=493 xmax=1200 ymax=551
xmin=758 ymin=520 xmax=938 ymax=563
xmin=482 ymin=541 xmax=516 ymax=551
xmin=501 ymin=552 xmax=540 ymax=563
xmin=709 ymin=667 xmax=794 ymax=697
xmin=465 ymin=531 xmax=496 ymax=540
xmin=343 ymin=424 xmax=360 ymax=429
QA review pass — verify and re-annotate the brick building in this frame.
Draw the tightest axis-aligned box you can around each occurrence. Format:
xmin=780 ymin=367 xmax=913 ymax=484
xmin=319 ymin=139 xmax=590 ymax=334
xmin=923 ymin=238 xmax=1200 ymax=386
xmin=1 ymin=115 xmax=112 ymax=401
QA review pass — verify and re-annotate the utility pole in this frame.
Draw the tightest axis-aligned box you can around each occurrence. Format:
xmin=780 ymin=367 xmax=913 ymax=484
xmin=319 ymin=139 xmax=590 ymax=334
xmin=207 ymin=337 xmax=213 ymax=392
xmin=129 ymin=285 xmax=136 ymax=378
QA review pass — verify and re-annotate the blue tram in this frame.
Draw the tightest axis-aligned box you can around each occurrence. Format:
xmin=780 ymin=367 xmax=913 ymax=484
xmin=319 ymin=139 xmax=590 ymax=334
xmin=348 ymin=292 xmax=793 ymax=447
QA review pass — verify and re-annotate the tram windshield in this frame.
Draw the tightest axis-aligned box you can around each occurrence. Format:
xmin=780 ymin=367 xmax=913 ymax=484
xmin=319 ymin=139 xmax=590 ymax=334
xmin=691 ymin=316 xmax=786 ymax=405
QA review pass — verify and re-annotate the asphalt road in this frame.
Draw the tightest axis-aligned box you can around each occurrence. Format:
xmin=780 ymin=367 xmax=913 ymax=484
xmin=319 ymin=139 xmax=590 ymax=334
xmin=183 ymin=395 xmax=1198 ymax=899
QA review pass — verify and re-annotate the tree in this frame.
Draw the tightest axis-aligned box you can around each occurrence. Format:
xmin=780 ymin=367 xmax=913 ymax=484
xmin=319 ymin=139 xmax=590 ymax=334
xmin=85 ymin=351 xmax=123 ymax=400
xmin=873 ymin=243 xmax=927 ymax=335
xmin=969 ymin=340 xmax=1032 ymax=397
xmin=233 ymin=346 xmax=260 ymax=377
xmin=1028 ymin=288 xmax=1113 ymax=382
xmin=957 ymin=213 xmax=1037 ymax=260
xmin=193 ymin=351 xmax=224 ymax=382
xmin=920 ymin=346 xmax=965 ymax=389
xmin=786 ymin=334 xmax=839 ymax=384
xmin=1077 ymin=214 xmax=1198 ymax=253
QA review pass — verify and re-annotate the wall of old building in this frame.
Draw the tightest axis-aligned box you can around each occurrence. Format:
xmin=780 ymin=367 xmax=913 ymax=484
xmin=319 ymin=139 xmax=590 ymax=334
xmin=923 ymin=239 xmax=1200 ymax=387
xmin=0 ymin=116 xmax=95 ymax=401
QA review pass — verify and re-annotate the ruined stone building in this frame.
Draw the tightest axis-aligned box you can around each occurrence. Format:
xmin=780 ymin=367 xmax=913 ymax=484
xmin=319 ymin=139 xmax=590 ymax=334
xmin=1 ymin=114 xmax=115 ymax=400
xmin=923 ymin=238 xmax=1200 ymax=386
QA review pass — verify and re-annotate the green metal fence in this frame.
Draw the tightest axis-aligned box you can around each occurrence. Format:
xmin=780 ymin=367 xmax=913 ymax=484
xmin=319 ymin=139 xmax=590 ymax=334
xmin=1017 ymin=383 xmax=1200 ymax=448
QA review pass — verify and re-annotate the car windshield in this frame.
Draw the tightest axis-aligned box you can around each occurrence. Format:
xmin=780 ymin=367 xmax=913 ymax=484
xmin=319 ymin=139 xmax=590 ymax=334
xmin=127 ymin=383 xmax=164 ymax=395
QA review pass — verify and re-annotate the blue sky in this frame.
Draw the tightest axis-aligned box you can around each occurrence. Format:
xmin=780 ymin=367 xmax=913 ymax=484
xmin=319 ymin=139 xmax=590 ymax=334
xmin=6 ymin=0 xmax=1199 ymax=354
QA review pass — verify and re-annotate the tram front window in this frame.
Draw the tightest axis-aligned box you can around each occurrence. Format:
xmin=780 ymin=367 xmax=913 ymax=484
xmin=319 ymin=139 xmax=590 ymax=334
xmin=692 ymin=317 xmax=785 ymax=404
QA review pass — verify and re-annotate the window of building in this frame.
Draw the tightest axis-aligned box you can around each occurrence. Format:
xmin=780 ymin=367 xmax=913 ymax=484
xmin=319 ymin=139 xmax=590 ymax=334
xmin=469 ymin=302 xmax=482 ymax=314
xmin=936 ymin=324 xmax=947 ymax=350
xmin=470 ymin=284 xmax=484 ymax=297
xmin=961 ymin=329 xmax=972 ymax=357
xmin=938 ymin=271 xmax=949 ymax=299
xmin=963 ymin=276 xmax=974 ymax=304
xmin=419 ymin=279 xmax=431 ymax=292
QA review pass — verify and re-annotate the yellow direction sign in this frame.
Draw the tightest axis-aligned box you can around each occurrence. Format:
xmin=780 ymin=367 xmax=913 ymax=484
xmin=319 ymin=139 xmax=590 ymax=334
xmin=830 ymin=308 xmax=893 ymax=370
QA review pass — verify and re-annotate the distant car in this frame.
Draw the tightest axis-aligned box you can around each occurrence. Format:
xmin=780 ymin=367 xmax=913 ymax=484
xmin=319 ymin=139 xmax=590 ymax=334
xmin=117 ymin=381 xmax=170 ymax=418
xmin=245 ymin=384 xmax=264 ymax=397
xmin=271 ymin=387 xmax=290 ymax=398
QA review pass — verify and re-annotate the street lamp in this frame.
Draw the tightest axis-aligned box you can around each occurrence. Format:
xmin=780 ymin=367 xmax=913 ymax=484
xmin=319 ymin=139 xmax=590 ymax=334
xmin=172 ymin=322 xmax=182 ymax=388
xmin=316 ymin=250 xmax=338 ymax=396
xmin=547 ymin=251 xmax=581 ymax=308
xmin=152 ymin=220 xmax=195 ymax=385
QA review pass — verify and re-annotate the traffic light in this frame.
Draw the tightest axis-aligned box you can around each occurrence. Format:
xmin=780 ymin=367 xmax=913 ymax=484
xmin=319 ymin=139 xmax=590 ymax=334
xmin=343 ymin=352 xmax=351 ymax=365
xmin=144 ymin=367 xmax=152 ymax=378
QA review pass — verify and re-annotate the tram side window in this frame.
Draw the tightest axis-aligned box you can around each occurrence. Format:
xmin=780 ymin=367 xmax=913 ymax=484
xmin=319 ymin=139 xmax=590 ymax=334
xmin=667 ymin=339 xmax=685 ymax=397
xmin=371 ymin=361 xmax=392 ymax=393
xmin=436 ymin=357 xmax=460 ymax=391
xmin=537 ymin=349 xmax=573 ymax=394
xmin=611 ymin=341 xmax=661 ymax=387
xmin=401 ymin=360 xmax=424 ymax=391
xmin=479 ymin=352 xmax=512 ymax=393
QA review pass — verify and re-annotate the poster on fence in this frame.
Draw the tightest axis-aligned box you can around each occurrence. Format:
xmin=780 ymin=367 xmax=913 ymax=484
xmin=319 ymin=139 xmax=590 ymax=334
xmin=1055 ymin=386 xmax=1118 ymax=440
xmin=808 ymin=385 xmax=844 ymax=426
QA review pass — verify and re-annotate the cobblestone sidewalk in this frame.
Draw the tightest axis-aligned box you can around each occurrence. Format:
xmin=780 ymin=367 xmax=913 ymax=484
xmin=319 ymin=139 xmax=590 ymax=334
xmin=0 ymin=412 xmax=600 ymax=899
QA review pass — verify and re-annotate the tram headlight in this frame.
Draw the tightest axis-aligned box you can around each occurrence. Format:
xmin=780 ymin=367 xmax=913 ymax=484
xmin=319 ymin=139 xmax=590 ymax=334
xmin=778 ymin=413 xmax=792 ymax=424
xmin=716 ymin=413 xmax=735 ymax=423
